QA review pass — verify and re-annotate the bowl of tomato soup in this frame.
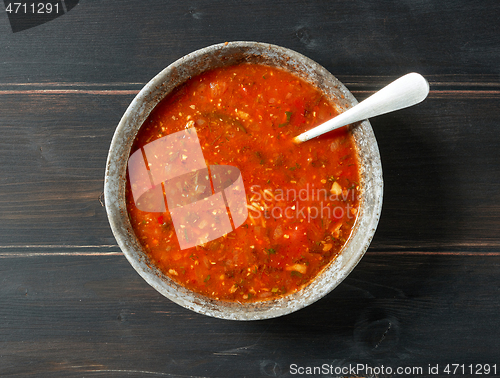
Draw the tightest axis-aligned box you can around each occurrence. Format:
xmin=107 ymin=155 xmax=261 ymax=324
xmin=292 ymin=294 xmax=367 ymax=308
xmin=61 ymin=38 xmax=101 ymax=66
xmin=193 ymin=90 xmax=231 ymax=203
xmin=104 ymin=42 xmax=383 ymax=320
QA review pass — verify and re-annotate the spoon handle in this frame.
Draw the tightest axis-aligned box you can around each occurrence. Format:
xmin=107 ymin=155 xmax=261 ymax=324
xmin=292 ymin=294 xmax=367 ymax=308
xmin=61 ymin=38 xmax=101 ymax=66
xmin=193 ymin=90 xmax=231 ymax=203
xmin=293 ymin=72 xmax=429 ymax=143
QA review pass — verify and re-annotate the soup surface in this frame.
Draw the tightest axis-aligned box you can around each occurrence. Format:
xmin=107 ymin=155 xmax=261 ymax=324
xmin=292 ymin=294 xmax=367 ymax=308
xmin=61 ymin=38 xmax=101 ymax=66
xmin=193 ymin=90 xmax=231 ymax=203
xmin=126 ymin=63 xmax=360 ymax=302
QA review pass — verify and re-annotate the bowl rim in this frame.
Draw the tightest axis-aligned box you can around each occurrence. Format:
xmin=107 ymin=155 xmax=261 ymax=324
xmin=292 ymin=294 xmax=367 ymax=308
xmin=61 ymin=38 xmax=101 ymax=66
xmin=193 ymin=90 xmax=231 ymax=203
xmin=104 ymin=41 xmax=383 ymax=320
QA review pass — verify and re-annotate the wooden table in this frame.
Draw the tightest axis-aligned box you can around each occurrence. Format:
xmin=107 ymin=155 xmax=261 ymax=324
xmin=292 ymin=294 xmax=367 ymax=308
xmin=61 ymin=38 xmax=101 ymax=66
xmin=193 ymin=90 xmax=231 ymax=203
xmin=1 ymin=1 xmax=499 ymax=377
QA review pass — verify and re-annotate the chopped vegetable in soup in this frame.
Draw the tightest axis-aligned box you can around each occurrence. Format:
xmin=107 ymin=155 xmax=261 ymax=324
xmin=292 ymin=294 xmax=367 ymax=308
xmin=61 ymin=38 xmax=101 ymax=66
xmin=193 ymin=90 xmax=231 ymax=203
xmin=126 ymin=63 xmax=360 ymax=302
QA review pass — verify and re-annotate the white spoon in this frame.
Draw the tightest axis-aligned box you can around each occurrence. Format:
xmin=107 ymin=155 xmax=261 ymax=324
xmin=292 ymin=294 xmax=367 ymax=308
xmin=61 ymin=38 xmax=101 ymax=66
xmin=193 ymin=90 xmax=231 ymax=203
xmin=293 ymin=72 xmax=430 ymax=144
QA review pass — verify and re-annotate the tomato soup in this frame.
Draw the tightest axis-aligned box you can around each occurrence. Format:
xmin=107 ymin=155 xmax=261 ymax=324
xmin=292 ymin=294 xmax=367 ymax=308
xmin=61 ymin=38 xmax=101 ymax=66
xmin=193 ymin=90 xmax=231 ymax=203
xmin=126 ymin=63 xmax=360 ymax=302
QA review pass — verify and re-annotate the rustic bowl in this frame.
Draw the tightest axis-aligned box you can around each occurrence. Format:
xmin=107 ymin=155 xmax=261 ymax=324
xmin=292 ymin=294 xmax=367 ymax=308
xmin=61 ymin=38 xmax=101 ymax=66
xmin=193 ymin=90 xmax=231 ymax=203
xmin=104 ymin=41 xmax=383 ymax=320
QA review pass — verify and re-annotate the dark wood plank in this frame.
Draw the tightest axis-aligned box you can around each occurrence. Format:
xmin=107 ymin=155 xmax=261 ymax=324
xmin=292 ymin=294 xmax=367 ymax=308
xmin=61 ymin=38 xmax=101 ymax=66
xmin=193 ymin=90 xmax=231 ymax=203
xmin=0 ymin=253 xmax=498 ymax=377
xmin=0 ymin=1 xmax=499 ymax=83
xmin=369 ymin=95 xmax=500 ymax=252
xmin=0 ymin=93 xmax=134 ymax=249
xmin=0 ymin=91 xmax=499 ymax=252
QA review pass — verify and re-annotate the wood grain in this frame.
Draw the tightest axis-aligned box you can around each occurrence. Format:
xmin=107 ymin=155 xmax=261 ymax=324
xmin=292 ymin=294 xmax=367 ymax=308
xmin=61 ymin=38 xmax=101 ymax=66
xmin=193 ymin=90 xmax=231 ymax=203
xmin=0 ymin=254 xmax=499 ymax=377
xmin=1 ymin=1 xmax=499 ymax=83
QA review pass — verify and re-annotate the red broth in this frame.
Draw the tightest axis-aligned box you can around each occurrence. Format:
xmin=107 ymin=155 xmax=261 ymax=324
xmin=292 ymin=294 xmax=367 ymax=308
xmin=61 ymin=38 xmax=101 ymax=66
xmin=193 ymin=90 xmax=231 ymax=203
xmin=126 ymin=63 xmax=360 ymax=302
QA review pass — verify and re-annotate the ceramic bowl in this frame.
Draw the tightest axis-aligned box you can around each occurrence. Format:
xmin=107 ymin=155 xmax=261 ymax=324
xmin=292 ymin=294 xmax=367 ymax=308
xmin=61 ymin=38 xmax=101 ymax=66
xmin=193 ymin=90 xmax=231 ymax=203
xmin=104 ymin=41 xmax=383 ymax=320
